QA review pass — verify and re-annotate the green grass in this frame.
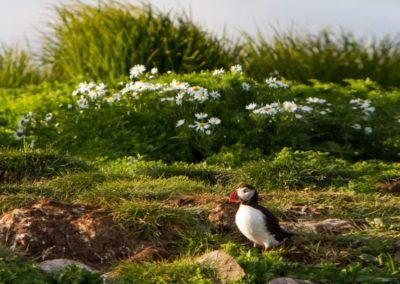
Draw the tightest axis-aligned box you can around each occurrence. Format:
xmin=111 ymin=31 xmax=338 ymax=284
xmin=0 ymin=151 xmax=400 ymax=283
xmin=0 ymin=148 xmax=89 ymax=183
xmin=41 ymin=1 xmax=238 ymax=82
xmin=0 ymin=45 xmax=43 ymax=88
xmin=244 ymin=28 xmax=400 ymax=88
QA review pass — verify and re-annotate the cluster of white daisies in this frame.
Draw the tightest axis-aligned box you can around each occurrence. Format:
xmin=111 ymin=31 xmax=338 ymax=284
xmin=246 ymin=96 xmax=331 ymax=119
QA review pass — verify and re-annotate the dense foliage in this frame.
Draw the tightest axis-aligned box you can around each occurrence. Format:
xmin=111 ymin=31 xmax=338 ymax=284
xmin=2 ymin=69 xmax=400 ymax=162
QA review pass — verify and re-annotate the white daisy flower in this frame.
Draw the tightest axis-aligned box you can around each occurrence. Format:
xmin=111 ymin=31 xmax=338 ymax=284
xmin=253 ymin=105 xmax=277 ymax=115
xmin=45 ymin=113 xmax=53 ymax=122
xmin=150 ymin=67 xmax=158 ymax=75
xmin=246 ymin=103 xmax=257 ymax=110
xmin=320 ymin=111 xmax=327 ymax=115
xmin=208 ymin=117 xmax=221 ymax=125
xmin=193 ymin=90 xmax=209 ymax=103
xmin=170 ymin=80 xmax=190 ymax=90
xmin=67 ymin=104 xmax=73 ymax=109
xmin=295 ymin=114 xmax=303 ymax=119
xmin=190 ymin=121 xmax=211 ymax=132
xmin=129 ymin=64 xmax=146 ymax=79
xmin=283 ymin=101 xmax=297 ymax=112
xmin=306 ymin=97 xmax=326 ymax=104
xmin=212 ymin=68 xmax=225 ymax=76
xmin=230 ymin=64 xmax=242 ymax=73
xmin=364 ymin=127 xmax=373 ymax=134
xmin=300 ymin=106 xmax=313 ymax=112
xmin=352 ymin=124 xmax=362 ymax=130
xmin=175 ymin=93 xmax=185 ymax=105
xmin=266 ymin=77 xmax=277 ymax=84
xmin=209 ymin=91 xmax=221 ymax=99
xmin=87 ymin=87 xmax=105 ymax=99
xmin=242 ymin=82 xmax=250 ymax=91
xmin=205 ymin=130 xmax=211 ymax=135
xmin=364 ymin=107 xmax=375 ymax=113
xmin=77 ymin=96 xmax=89 ymax=109
xmin=195 ymin=113 xmax=208 ymax=119
xmin=77 ymin=82 xmax=95 ymax=93
xmin=176 ymin=119 xmax=185 ymax=127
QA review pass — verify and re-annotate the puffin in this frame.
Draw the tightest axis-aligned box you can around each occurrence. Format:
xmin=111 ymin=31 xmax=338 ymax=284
xmin=229 ymin=184 xmax=294 ymax=251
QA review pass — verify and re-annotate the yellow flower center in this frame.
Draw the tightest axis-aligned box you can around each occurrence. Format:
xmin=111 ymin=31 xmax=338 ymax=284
xmin=199 ymin=122 xmax=205 ymax=127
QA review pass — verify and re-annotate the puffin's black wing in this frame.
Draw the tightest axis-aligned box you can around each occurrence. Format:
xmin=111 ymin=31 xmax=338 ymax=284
xmin=252 ymin=204 xmax=294 ymax=241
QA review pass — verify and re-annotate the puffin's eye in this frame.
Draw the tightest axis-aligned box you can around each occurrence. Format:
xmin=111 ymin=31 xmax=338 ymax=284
xmin=243 ymin=189 xmax=249 ymax=193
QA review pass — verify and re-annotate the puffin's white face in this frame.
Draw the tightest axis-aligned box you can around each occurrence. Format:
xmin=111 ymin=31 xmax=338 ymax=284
xmin=236 ymin=186 xmax=256 ymax=202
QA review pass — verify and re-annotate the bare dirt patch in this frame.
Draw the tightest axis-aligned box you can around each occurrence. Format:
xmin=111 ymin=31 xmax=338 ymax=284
xmin=380 ymin=179 xmax=400 ymax=193
xmin=0 ymin=200 xmax=133 ymax=266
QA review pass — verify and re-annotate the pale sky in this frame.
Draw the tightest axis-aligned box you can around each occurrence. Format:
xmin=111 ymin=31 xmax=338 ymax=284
xmin=1 ymin=0 xmax=400 ymax=49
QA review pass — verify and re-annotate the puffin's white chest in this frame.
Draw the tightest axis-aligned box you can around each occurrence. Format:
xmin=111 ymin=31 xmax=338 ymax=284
xmin=235 ymin=205 xmax=280 ymax=248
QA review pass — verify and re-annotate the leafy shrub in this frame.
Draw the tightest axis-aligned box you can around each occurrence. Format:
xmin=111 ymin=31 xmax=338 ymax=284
xmin=206 ymin=143 xmax=264 ymax=167
xmin=41 ymin=1 xmax=238 ymax=82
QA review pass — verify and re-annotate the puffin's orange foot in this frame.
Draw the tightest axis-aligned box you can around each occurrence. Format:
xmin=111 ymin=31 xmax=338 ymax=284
xmin=263 ymin=248 xmax=269 ymax=253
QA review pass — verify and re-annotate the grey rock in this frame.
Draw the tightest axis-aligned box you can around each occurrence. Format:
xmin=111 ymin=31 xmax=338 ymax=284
xmin=37 ymin=258 xmax=94 ymax=273
xmin=197 ymin=250 xmax=245 ymax=281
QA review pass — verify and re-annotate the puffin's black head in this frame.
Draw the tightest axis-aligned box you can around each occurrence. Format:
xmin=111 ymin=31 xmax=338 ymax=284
xmin=229 ymin=184 xmax=258 ymax=205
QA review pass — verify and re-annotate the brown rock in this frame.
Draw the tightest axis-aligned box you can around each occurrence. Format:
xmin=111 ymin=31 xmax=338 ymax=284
xmin=267 ymin=277 xmax=315 ymax=284
xmin=197 ymin=250 xmax=245 ymax=282
xmin=0 ymin=200 xmax=133 ymax=264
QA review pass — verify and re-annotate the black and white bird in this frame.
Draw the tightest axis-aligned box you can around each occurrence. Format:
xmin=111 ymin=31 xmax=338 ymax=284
xmin=229 ymin=184 xmax=294 ymax=251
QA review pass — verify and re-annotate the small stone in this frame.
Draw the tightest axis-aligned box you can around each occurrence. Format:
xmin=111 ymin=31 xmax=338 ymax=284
xmin=197 ymin=250 xmax=245 ymax=282
xmin=37 ymin=258 xmax=94 ymax=273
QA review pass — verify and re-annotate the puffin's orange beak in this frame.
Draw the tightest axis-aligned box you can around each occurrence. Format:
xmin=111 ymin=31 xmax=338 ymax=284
xmin=229 ymin=190 xmax=239 ymax=202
